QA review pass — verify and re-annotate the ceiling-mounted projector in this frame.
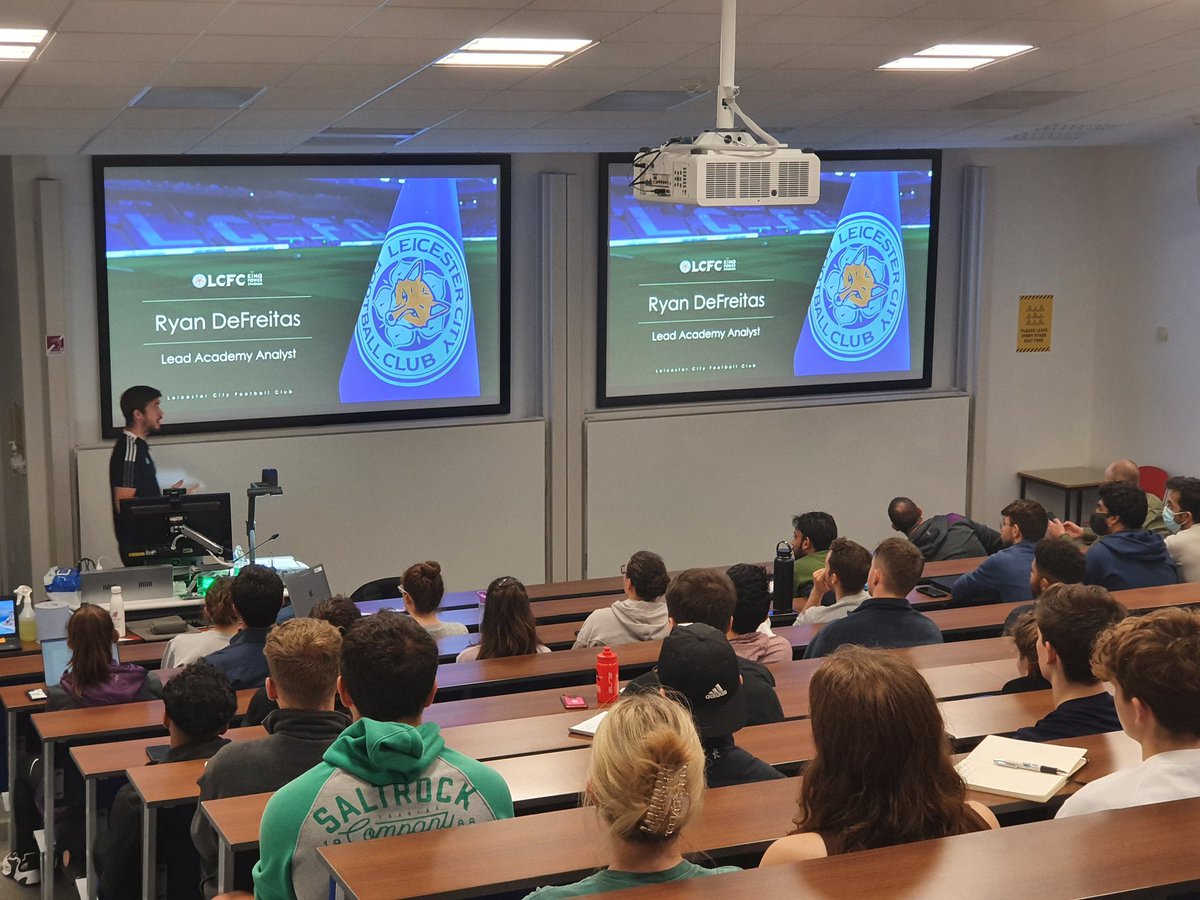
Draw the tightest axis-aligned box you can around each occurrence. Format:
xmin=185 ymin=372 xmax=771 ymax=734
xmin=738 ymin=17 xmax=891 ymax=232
xmin=631 ymin=0 xmax=820 ymax=208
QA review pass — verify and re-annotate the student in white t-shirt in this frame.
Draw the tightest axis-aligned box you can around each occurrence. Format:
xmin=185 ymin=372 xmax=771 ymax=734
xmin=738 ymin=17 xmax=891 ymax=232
xmin=161 ymin=576 xmax=240 ymax=669
xmin=1163 ymin=476 xmax=1200 ymax=583
xmin=1057 ymin=607 xmax=1200 ymax=818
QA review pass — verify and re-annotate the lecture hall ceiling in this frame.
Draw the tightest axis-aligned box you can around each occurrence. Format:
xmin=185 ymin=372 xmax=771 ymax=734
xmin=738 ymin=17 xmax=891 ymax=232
xmin=1 ymin=0 xmax=1199 ymax=154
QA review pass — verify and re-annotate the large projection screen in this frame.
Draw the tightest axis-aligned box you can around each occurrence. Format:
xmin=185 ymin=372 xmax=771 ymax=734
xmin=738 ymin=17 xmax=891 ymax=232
xmin=94 ymin=154 xmax=510 ymax=437
xmin=598 ymin=150 xmax=940 ymax=407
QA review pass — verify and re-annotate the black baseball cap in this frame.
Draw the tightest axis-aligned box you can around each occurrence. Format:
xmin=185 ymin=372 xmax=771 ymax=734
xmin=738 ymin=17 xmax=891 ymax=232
xmin=657 ymin=623 xmax=748 ymax=739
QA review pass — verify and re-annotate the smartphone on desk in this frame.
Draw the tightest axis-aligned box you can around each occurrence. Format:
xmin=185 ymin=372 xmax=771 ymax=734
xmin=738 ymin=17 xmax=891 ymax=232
xmin=916 ymin=585 xmax=949 ymax=598
xmin=145 ymin=744 xmax=170 ymax=763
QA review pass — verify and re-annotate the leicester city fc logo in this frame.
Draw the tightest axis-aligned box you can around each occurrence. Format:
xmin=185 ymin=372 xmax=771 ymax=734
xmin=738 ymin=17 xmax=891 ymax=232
xmin=354 ymin=222 xmax=472 ymax=387
xmin=807 ymin=210 xmax=906 ymax=362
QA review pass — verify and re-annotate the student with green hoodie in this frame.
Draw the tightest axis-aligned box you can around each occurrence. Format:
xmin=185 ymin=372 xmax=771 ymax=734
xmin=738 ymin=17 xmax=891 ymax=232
xmin=252 ymin=611 xmax=514 ymax=900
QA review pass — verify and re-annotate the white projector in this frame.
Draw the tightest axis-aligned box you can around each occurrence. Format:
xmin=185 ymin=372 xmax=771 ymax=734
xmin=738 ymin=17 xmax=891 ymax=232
xmin=632 ymin=131 xmax=821 ymax=207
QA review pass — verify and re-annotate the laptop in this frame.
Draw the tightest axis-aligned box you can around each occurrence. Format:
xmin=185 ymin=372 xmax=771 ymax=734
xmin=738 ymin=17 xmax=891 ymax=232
xmin=41 ymin=637 xmax=120 ymax=686
xmin=0 ymin=600 xmax=21 ymax=652
xmin=283 ymin=565 xmax=332 ymax=618
xmin=80 ymin=565 xmax=175 ymax=606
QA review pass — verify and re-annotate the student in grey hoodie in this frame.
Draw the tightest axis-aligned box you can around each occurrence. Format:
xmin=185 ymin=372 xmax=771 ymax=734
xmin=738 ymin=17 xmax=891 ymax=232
xmin=573 ymin=550 xmax=670 ymax=649
xmin=725 ymin=563 xmax=791 ymax=665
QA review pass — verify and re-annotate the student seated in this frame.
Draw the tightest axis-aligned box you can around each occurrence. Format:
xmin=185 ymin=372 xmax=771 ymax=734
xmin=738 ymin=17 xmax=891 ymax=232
xmin=624 ymin=568 xmax=784 ymax=726
xmin=91 ymin=662 xmax=236 ymax=900
xmin=658 ymin=623 xmax=784 ymax=788
xmin=951 ymin=500 xmax=1047 ymax=606
xmin=457 ymin=576 xmax=551 ymax=662
xmin=401 ymin=559 xmax=467 ymax=638
xmin=5 ymin=605 xmax=165 ymax=884
xmin=795 ymin=537 xmax=872 ymax=626
xmin=887 ymin=496 xmax=1002 ymax=561
xmin=803 ymin=538 xmax=942 ymax=658
xmin=241 ymin=595 xmax=358 ymax=726
xmin=161 ymin=575 xmax=239 ymax=669
xmin=193 ymin=618 xmax=351 ymax=898
xmin=1163 ymin=475 xmax=1200 ymax=582
xmin=252 ymin=612 xmax=513 ymax=900
xmin=725 ymin=563 xmax=791 ymax=665
xmin=203 ymin=564 xmax=285 ymax=689
xmin=1001 ymin=610 xmax=1051 ymax=694
xmin=760 ymin=646 xmax=998 ymax=864
xmin=573 ymin=551 xmax=670 ymax=649
xmin=1057 ymin=608 xmax=1200 ymax=817
xmin=790 ymin=511 xmax=837 ymax=597
xmin=1081 ymin=482 xmax=1178 ymax=590
xmin=524 ymin=693 xmax=740 ymax=897
xmin=1013 ymin=583 xmax=1127 ymax=742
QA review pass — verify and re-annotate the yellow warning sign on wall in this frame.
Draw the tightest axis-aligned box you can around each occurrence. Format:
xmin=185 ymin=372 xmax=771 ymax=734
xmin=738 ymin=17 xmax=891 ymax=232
xmin=1017 ymin=294 xmax=1053 ymax=352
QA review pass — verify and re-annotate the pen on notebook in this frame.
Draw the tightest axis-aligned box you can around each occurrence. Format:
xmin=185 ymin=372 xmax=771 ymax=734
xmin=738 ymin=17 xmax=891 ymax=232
xmin=993 ymin=758 xmax=1069 ymax=776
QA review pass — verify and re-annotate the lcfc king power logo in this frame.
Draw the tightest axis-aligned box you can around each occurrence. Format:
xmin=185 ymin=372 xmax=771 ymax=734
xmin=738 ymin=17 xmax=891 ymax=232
xmin=355 ymin=222 xmax=471 ymax=387
xmin=807 ymin=210 xmax=906 ymax=362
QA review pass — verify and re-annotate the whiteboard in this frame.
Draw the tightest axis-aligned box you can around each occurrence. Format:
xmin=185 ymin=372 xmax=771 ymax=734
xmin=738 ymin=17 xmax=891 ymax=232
xmin=585 ymin=395 xmax=971 ymax=576
xmin=76 ymin=420 xmax=547 ymax=594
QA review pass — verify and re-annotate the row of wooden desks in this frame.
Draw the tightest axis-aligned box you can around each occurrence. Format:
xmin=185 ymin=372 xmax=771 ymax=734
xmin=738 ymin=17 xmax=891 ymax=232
xmin=599 ymin=795 xmax=1200 ymax=900
xmin=309 ymin=730 xmax=1146 ymax=900
xmin=181 ymin=674 xmax=1044 ymax=895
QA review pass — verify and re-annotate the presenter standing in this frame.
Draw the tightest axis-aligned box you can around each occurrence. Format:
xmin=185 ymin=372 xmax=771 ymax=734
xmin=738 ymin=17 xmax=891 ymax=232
xmin=109 ymin=385 xmax=182 ymax=565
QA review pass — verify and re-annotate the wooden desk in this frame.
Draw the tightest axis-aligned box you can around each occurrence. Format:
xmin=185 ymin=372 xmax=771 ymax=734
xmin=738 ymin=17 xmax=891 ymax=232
xmin=920 ymin=557 xmax=986 ymax=579
xmin=1018 ymin=466 xmax=1106 ymax=522
xmin=70 ymin=726 xmax=265 ymax=899
xmin=434 ymin=640 xmax=663 ymax=697
xmin=313 ymin=729 xmax=1138 ymax=900
xmin=597 ymin=794 xmax=1200 ymax=900
xmin=30 ymin=688 xmax=254 ymax=900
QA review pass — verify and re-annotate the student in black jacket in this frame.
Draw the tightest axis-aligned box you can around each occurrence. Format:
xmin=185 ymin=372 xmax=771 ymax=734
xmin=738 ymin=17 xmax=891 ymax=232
xmin=93 ymin=661 xmax=236 ymax=899
xmin=657 ymin=623 xmax=784 ymax=788
xmin=192 ymin=617 xmax=351 ymax=898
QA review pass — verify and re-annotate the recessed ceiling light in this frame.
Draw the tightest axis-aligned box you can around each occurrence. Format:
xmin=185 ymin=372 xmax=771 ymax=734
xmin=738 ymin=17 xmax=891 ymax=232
xmin=436 ymin=36 xmax=594 ymax=67
xmin=918 ymin=43 xmax=1034 ymax=58
xmin=0 ymin=45 xmax=36 ymax=61
xmin=879 ymin=56 xmax=995 ymax=71
xmin=464 ymin=37 xmax=592 ymax=54
xmin=437 ymin=51 xmax=565 ymax=67
xmin=0 ymin=28 xmax=47 ymax=44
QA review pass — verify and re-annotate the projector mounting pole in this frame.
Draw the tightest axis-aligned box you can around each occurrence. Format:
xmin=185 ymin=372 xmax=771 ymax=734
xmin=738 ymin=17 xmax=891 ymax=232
xmin=716 ymin=0 xmax=737 ymax=130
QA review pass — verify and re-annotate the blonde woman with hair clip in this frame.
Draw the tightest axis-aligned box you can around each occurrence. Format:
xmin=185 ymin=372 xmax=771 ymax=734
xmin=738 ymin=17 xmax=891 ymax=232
xmin=524 ymin=692 xmax=740 ymax=898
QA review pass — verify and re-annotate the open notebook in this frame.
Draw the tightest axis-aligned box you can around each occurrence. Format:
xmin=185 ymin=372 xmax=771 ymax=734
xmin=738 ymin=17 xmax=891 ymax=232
xmin=956 ymin=734 xmax=1088 ymax=803
xmin=568 ymin=711 xmax=609 ymax=737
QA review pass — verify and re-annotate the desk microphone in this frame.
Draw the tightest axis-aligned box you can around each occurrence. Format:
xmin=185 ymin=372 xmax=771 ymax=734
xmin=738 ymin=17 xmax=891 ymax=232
xmin=232 ymin=533 xmax=280 ymax=567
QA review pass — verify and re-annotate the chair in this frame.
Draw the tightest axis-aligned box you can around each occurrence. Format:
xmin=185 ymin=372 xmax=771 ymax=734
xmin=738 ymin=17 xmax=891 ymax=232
xmin=1139 ymin=465 xmax=1170 ymax=499
xmin=349 ymin=577 xmax=403 ymax=604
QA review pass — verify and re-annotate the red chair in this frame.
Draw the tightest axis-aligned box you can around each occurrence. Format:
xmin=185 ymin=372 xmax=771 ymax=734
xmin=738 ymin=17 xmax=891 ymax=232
xmin=1138 ymin=465 xmax=1169 ymax=499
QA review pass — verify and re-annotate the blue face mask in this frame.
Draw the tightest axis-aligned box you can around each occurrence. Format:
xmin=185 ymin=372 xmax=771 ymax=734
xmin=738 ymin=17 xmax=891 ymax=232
xmin=1164 ymin=505 xmax=1182 ymax=534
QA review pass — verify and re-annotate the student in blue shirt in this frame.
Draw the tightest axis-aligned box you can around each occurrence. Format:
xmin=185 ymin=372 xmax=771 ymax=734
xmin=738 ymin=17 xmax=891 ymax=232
xmin=951 ymin=499 xmax=1048 ymax=606
xmin=203 ymin=564 xmax=284 ymax=689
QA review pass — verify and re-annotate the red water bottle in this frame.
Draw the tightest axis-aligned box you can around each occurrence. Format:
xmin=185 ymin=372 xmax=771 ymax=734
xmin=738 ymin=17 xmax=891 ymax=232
xmin=596 ymin=646 xmax=619 ymax=705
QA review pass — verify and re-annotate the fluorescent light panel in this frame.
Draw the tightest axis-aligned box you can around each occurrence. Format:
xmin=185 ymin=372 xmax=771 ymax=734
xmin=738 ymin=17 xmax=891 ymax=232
xmin=437 ymin=36 xmax=593 ymax=67
xmin=464 ymin=37 xmax=591 ymax=53
xmin=438 ymin=51 xmax=564 ymax=67
xmin=0 ymin=28 xmax=47 ymax=44
xmin=0 ymin=45 xmax=35 ymax=60
xmin=918 ymin=43 xmax=1033 ymax=58
xmin=880 ymin=56 xmax=995 ymax=70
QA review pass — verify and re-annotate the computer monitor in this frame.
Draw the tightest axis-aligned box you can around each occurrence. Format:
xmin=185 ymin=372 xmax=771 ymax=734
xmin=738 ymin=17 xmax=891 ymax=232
xmin=41 ymin=637 xmax=120 ymax=686
xmin=118 ymin=492 xmax=234 ymax=566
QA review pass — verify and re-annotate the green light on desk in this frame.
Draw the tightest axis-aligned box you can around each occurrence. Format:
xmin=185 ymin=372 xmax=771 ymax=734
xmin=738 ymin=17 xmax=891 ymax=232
xmin=195 ymin=574 xmax=218 ymax=597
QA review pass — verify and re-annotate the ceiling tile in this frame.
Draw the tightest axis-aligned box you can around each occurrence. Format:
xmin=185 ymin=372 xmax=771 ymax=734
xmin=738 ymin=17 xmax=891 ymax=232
xmin=483 ymin=9 xmax=653 ymax=39
xmin=59 ymin=1 xmax=225 ymax=35
xmin=346 ymin=7 xmax=513 ymax=40
xmin=0 ymin=0 xmax=73 ymax=27
xmin=307 ymin=37 xmax=459 ymax=66
xmin=279 ymin=64 xmax=420 ymax=91
xmin=736 ymin=15 xmax=884 ymax=44
xmin=20 ymin=60 xmax=164 ymax=86
xmin=206 ymin=3 xmax=374 ymax=37
xmin=153 ymin=62 xmax=297 ymax=88
xmin=177 ymin=35 xmax=331 ymax=65
xmin=106 ymin=107 xmax=234 ymax=128
xmin=2 ymin=84 xmax=139 ymax=109
xmin=85 ymin=127 xmax=214 ymax=152
xmin=250 ymin=85 xmax=384 ymax=109
xmin=37 ymin=32 xmax=193 ymax=63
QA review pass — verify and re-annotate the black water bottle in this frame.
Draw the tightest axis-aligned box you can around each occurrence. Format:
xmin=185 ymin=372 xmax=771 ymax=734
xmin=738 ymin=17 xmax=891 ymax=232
xmin=772 ymin=540 xmax=795 ymax=614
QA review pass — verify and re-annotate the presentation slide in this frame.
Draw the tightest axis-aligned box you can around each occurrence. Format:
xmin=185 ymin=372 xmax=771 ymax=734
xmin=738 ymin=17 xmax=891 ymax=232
xmin=95 ymin=157 xmax=508 ymax=435
xmin=599 ymin=152 xmax=938 ymax=405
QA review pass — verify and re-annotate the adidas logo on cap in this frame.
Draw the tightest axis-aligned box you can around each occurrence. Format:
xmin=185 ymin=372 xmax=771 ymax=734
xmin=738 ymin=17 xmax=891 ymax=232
xmin=704 ymin=683 xmax=728 ymax=700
